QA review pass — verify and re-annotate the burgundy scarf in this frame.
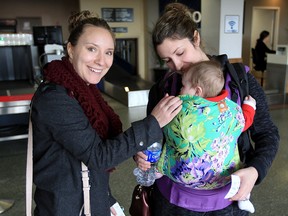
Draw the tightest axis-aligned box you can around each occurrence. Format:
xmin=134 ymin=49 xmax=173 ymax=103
xmin=44 ymin=57 xmax=122 ymax=140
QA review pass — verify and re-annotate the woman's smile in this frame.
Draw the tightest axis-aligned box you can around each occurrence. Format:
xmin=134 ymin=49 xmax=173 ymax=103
xmin=88 ymin=66 xmax=103 ymax=74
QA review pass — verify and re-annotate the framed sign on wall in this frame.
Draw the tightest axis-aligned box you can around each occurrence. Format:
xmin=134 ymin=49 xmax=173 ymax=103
xmin=224 ymin=15 xmax=239 ymax=33
xmin=101 ymin=8 xmax=134 ymax=22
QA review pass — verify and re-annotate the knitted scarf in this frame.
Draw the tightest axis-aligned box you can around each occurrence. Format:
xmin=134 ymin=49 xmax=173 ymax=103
xmin=44 ymin=57 xmax=122 ymax=140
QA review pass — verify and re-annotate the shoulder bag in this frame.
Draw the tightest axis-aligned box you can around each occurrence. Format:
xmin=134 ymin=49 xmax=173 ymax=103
xmin=129 ymin=184 xmax=154 ymax=216
xmin=25 ymin=112 xmax=91 ymax=216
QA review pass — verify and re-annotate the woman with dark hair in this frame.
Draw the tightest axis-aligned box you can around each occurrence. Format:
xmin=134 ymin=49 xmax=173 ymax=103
xmin=134 ymin=3 xmax=279 ymax=215
xmin=254 ymin=30 xmax=276 ymax=71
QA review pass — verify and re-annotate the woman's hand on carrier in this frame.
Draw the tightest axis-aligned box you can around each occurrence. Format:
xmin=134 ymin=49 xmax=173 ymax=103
xmin=151 ymin=94 xmax=182 ymax=128
xmin=230 ymin=167 xmax=258 ymax=201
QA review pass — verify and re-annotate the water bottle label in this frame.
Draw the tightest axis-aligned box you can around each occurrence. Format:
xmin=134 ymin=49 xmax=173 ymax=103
xmin=144 ymin=149 xmax=161 ymax=163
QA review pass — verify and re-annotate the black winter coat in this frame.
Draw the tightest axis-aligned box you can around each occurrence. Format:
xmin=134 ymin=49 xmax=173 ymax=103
xmin=31 ymin=82 xmax=163 ymax=216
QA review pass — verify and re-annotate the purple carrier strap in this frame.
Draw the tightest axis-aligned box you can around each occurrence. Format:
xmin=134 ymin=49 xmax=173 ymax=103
xmin=156 ymin=176 xmax=232 ymax=212
xmin=225 ymin=65 xmax=250 ymax=105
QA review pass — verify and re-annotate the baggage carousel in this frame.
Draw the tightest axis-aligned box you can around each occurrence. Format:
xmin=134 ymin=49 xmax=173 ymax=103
xmin=0 ymin=80 xmax=34 ymax=142
xmin=103 ymin=63 xmax=154 ymax=107
xmin=0 ymin=69 xmax=154 ymax=141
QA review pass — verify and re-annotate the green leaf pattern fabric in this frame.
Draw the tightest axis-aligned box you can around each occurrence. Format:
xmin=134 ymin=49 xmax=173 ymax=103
xmin=157 ymin=94 xmax=245 ymax=189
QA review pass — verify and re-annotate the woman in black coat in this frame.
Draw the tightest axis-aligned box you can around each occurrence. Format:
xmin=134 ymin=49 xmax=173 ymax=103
xmin=31 ymin=10 xmax=182 ymax=216
xmin=254 ymin=30 xmax=276 ymax=71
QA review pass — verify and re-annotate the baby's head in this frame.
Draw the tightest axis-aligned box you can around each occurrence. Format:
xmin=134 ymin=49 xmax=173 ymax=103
xmin=180 ymin=60 xmax=224 ymax=98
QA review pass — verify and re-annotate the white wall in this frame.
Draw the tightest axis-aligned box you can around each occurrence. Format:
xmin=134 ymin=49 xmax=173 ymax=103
xmin=200 ymin=0 xmax=244 ymax=59
xmin=201 ymin=0 xmax=221 ymax=55
xmin=219 ymin=0 xmax=244 ymax=58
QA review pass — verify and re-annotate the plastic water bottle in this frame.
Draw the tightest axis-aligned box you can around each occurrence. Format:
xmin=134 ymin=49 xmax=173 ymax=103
xmin=133 ymin=141 xmax=162 ymax=186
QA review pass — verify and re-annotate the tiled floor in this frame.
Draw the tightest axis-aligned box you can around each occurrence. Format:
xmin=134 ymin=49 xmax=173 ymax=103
xmin=0 ymin=94 xmax=287 ymax=216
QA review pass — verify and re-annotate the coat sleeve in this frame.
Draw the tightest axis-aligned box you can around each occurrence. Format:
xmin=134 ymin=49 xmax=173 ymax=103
xmin=241 ymin=103 xmax=255 ymax=131
xmin=245 ymin=73 xmax=279 ymax=184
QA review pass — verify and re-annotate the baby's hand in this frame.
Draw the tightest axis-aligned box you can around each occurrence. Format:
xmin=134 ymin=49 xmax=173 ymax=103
xmin=243 ymin=95 xmax=256 ymax=110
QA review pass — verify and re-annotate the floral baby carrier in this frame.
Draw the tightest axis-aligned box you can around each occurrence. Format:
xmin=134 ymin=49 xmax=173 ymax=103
xmin=157 ymin=94 xmax=245 ymax=189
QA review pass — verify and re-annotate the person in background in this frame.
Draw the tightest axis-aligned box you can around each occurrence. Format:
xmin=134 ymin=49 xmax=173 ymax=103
xmin=254 ymin=30 xmax=276 ymax=71
xmin=156 ymin=60 xmax=256 ymax=213
xmin=134 ymin=3 xmax=279 ymax=215
xmin=31 ymin=10 xmax=182 ymax=216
